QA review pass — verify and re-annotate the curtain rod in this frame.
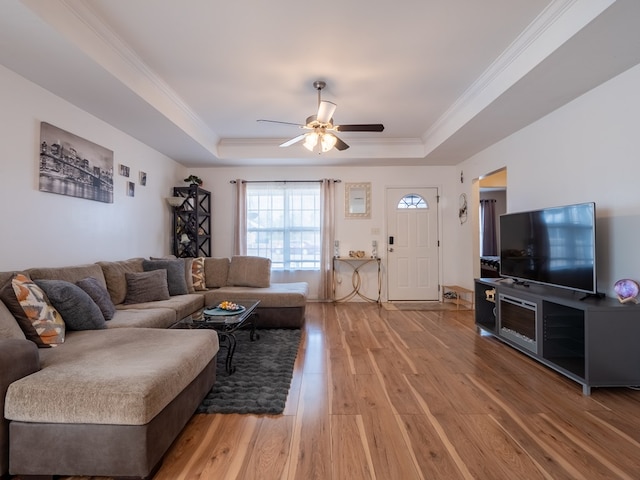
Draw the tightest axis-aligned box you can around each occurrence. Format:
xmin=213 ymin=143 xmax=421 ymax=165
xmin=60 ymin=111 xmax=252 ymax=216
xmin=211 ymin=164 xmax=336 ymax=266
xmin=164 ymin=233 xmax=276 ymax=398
xmin=229 ymin=179 xmax=341 ymax=184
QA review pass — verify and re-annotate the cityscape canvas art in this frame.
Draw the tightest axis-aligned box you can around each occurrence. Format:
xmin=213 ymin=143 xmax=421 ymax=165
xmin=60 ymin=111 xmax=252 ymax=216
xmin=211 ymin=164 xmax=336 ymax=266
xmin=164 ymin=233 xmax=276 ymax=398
xmin=39 ymin=122 xmax=114 ymax=203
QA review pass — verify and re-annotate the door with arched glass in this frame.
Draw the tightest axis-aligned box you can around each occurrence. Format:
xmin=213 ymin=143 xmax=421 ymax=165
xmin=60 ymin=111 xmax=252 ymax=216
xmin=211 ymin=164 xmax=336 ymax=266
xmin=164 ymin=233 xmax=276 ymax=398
xmin=386 ymin=187 xmax=439 ymax=300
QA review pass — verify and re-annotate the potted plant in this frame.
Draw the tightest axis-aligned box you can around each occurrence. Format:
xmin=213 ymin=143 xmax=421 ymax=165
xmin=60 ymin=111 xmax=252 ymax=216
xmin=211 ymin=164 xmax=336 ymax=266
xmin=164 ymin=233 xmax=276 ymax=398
xmin=184 ymin=175 xmax=203 ymax=186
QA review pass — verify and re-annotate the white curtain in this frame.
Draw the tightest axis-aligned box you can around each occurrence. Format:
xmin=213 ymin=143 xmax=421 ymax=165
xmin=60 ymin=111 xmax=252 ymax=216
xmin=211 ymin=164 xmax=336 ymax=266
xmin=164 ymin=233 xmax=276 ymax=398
xmin=319 ymin=179 xmax=336 ymax=300
xmin=233 ymin=179 xmax=247 ymax=255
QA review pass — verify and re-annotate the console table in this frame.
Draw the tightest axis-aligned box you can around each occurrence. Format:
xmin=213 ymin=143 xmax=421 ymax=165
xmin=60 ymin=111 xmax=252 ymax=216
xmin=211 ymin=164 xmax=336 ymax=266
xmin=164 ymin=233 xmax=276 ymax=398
xmin=333 ymin=256 xmax=382 ymax=303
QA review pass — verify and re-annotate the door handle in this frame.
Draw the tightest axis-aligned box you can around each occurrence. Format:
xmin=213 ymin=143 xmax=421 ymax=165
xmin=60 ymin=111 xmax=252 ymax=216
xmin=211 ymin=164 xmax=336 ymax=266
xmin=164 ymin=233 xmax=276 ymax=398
xmin=389 ymin=247 xmax=394 ymax=252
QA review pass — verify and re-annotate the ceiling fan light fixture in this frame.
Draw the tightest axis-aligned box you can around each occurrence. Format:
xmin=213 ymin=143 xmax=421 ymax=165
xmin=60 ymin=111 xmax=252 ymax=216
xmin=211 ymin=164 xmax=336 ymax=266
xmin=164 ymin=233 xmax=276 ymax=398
xmin=259 ymin=80 xmax=384 ymax=153
xmin=303 ymin=132 xmax=318 ymax=151
xmin=321 ymin=133 xmax=337 ymax=152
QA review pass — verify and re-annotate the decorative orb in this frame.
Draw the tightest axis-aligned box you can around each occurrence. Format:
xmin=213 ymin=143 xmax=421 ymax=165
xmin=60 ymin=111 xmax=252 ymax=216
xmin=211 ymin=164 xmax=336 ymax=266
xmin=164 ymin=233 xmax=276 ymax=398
xmin=614 ymin=279 xmax=639 ymax=304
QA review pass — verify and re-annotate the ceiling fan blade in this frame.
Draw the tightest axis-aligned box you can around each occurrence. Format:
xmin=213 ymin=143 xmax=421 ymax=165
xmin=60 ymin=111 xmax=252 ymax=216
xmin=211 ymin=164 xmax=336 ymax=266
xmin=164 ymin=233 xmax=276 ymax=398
xmin=333 ymin=135 xmax=350 ymax=151
xmin=258 ymin=119 xmax=305 ymax=128
xmin=335 ymin=124 xmax=385 ymax=132
xmin=316 ymin=101 xmax=337 ymax=124
xmin=279 ymin=134 xmax=307 ymax=147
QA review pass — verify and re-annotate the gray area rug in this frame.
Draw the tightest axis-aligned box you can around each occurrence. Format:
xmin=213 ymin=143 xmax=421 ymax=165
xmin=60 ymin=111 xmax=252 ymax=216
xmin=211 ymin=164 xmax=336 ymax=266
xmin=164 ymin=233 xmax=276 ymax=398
xmin=197 ymin=328 xmax=301 ymax=415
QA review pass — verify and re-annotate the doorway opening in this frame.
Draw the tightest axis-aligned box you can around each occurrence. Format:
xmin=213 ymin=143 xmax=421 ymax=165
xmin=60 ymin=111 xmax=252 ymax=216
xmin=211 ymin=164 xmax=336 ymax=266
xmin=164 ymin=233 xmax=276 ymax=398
xmin=474 ymin=168 xmax=507 ymax=279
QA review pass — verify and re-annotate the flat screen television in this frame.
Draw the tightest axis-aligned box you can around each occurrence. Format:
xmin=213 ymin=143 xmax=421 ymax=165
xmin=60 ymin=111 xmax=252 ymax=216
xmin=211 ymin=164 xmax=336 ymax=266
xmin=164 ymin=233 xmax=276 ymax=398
xmin=499 ymin=202 xmax=596 ymax=294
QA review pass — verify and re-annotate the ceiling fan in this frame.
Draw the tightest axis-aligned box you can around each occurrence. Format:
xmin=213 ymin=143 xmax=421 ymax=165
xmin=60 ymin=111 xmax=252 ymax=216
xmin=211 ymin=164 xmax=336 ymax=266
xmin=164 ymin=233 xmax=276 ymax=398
xmin=258 ymin=80 xmax=384 ymax=153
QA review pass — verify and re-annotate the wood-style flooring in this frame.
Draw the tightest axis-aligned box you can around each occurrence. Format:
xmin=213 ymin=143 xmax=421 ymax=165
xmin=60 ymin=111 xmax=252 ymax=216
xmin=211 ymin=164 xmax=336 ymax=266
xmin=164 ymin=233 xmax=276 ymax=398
xmin=57 ymin=302 xmax=640 ymax=479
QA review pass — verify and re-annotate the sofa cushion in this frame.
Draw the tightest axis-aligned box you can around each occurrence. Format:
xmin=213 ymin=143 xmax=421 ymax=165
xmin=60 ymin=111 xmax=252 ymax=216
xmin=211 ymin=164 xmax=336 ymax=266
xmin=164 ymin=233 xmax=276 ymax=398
xmin=0 ymin=298 xmax=26 ymax=340
xmin=35 ymin=280 xmax=106 ymax=331
xmin=124 ymin=270 xmax=170 ymax=304
xmin=117 ymin=294 xmax=204 ymax=324
xmin=204 ymin=257 xmax=229 ymax=288
xmin=227 ymin=256 xmax=271 ymax=287
xmin=192 ymin=257 xmax=207 ymax=290
xmin=4 ymin=328 xmax=219 ymax=425
xmin=142 ymin=258 xmax=188 ymax=296
xmin=106 ymin=307 xmax=177 ymax=329
xmin=0 ymin=273 xmax=65 ymax=347
xmin=27 ymin=263 xmax=107 ymax=287
xmin=97 ymin=258 xmax=144 ymax=305
xmin=76 ymin=277 xmax=117 ymax=320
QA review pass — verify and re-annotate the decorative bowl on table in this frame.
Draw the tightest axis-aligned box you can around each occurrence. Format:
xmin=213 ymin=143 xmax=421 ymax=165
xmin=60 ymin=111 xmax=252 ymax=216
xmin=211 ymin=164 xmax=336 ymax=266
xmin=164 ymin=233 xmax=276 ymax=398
xmin=203 ymin=301 xmax=246 ymax=316
xmin=218 ymin=301 xmax=242 ymax=311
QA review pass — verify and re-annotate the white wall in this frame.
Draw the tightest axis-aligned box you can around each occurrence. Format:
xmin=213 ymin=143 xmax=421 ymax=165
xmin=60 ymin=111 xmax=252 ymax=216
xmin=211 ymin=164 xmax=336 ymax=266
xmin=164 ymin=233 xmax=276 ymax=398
xmin=461 ymin=62 xmax=640 ymax=297
xmin=9 ymin=55 xmax=636 ymax=300
xmin=0 ymin=65 xmax=185 ymax=270
xmin=0 ymin=63 xmax=465 ymax=300
xmin=187 ymin=165 xmax=460 ymax=300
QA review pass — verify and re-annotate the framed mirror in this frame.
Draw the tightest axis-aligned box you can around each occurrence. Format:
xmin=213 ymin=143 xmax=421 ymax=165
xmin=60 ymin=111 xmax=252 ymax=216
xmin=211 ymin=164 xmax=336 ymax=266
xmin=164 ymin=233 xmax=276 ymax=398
xmin=345 ymin=182 xmax=371 ymax=218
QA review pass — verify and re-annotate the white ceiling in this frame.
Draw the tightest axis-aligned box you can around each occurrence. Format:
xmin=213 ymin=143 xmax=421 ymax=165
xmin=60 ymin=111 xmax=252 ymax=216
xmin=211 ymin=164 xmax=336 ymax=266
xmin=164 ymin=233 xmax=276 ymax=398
xmin=1 ymin=0 xmax=639 ymax=167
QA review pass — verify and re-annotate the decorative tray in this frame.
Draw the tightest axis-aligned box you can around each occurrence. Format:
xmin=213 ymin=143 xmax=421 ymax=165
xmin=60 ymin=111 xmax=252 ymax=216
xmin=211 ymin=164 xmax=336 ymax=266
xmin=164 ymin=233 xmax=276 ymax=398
xmin=203 ymin=305 xmax=246 ymax=316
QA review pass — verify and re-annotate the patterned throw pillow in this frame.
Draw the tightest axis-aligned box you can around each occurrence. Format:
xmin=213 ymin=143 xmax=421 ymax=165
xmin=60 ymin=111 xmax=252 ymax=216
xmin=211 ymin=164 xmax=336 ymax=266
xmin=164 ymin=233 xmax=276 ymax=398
xmin=192 ymin=257 xmax=207 ymax=291
xmin=0 ymin=273 xmax=65 ymax=347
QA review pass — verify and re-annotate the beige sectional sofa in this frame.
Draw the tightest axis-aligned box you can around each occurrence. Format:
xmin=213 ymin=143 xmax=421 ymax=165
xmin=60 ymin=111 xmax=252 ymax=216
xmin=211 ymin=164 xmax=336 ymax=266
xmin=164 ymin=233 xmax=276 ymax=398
xmin=0 ymin=255 xmax=307 ymax=479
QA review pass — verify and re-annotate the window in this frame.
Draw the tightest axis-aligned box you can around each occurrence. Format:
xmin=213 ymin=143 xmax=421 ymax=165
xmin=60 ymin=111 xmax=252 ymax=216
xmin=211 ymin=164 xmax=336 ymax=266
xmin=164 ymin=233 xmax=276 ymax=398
xmin=246 ymin=182 xmax=321 ymax=270
xmin=397 ymin=194 xmax=427 ymax=209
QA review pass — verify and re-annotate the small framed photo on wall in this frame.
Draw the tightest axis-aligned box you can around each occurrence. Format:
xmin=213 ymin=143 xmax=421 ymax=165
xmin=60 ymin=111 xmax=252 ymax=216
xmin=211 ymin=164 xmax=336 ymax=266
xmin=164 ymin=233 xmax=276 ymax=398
xmin=127 ymin=181 xmax=135 ymax=197
xmin=139 ymin=171 xmax=147 ymax=186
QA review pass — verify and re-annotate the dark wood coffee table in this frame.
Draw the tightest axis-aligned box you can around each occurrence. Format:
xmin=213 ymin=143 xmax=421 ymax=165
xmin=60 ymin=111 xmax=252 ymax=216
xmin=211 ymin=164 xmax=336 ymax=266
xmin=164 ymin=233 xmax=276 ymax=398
xmin=177 ymin=300 xmax=260 ymax=374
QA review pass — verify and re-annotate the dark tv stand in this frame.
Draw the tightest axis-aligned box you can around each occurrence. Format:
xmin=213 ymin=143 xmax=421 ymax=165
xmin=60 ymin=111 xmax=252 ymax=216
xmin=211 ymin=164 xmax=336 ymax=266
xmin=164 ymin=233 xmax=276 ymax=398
xmin=579 ymin=292 xmax=606 ymax=301
xmin=475 ymin=278 xmax=640 ymax=395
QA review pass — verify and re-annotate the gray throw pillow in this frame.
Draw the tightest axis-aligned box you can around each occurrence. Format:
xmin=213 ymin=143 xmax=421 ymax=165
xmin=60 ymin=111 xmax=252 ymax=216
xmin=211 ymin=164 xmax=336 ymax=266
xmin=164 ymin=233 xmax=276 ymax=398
xmin=35 ymin=279 xmax=106 ymax=331
xmin=124 ymin=270 xmax=170 ymax=304
xmin=142 ymin=259 xmax=188 ymax=296
xmin=76 ymin=277 xmax=117 ymax=320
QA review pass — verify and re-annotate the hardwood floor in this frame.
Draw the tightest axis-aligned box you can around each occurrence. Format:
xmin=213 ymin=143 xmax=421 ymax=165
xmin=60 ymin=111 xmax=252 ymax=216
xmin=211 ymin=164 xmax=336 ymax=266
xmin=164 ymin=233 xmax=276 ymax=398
xmin=67 ymin=302 xmax=640 ymax=479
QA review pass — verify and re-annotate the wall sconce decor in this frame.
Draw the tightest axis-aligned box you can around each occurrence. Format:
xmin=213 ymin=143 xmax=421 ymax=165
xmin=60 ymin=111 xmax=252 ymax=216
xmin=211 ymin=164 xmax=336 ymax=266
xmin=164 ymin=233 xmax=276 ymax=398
xmin=458 ymin=193 xmax=468 ymax=224
xmin=165 ymin=196 xmax=185 ymax=208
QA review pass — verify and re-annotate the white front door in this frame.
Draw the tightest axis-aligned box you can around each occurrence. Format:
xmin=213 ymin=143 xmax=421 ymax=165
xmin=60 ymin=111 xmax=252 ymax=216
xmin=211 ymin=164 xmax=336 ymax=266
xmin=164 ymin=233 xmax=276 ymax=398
xmin=386 ymin=187 xmax=439 ymax=301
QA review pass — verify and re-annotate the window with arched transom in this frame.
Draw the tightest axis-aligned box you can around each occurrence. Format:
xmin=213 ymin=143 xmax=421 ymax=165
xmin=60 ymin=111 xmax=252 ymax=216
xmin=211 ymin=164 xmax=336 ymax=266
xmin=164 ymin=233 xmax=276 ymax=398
xmin=397 ymin=194 xmax=428 ymax=209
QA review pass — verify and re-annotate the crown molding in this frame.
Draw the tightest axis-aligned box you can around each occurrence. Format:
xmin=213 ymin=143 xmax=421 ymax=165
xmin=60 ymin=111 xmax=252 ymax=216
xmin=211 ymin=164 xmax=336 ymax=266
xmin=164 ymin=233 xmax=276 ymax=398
xmin=422 ymin=0 xmax=616 ymax=156
xmin=217 ymin=137 xmax=426 ymax=161
xmin=22 ymin=0 xmax=220 ymax=155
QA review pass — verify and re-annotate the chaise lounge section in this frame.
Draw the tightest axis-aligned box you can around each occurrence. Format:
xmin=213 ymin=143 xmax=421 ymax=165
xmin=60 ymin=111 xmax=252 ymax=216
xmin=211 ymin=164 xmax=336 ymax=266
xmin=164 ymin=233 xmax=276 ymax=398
xmin=0 ymin=264 xmax=219 ymax=479
xmin=198 ymin=256 xmax=308 ymax=328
